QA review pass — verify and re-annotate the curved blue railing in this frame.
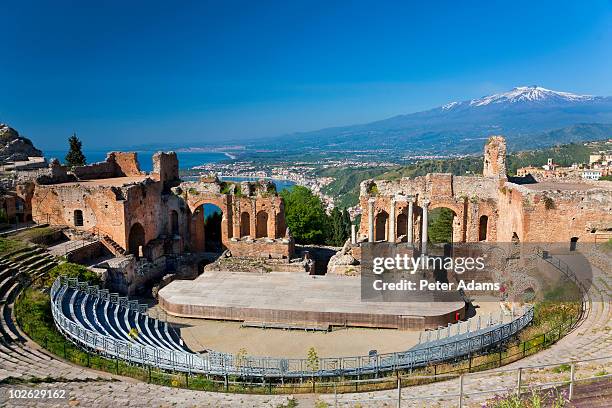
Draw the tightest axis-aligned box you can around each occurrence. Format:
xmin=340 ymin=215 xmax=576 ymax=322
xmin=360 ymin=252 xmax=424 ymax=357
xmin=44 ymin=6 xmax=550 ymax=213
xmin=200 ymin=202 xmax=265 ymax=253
xmin=51 ymin=275 xmax=534 ymax=378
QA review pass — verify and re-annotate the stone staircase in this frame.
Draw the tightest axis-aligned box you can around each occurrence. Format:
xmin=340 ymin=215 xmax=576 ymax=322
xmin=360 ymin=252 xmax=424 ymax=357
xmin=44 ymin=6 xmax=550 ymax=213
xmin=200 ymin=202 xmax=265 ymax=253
xmin=101 ymin=235 xmax=126 ymax=256
xmin=89 ymin=226 xmax=126 ymax=256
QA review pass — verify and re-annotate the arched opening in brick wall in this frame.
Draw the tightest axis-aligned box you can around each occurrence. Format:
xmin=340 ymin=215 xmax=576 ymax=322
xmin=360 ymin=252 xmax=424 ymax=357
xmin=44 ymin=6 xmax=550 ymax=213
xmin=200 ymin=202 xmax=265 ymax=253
xmin=170 ymin=210 xmax=179 ymax=235
xmin=128 ymin=222 xmax=145 ymax=256
xmin=256 ymin=210 xmax=268 ymax=238
xmin=428 ymin=207 xmax=456 ymax=244
xmin=240 ymin=212 xmax=251 ymax=237
xmin=570 ymin=237 xmax=578 ymax=251
xmin=74 ymin=210 xmax=84 ymax=227
xmin=479 ymin=215 xmax=488 ymax=241
xmin=375 ymin=210 xmax=389 ymax=241
xmin=201 ymin=204 xmax=223 ymax=252
xmin=396 ymin=213 xmax=408 ymax=242
xmin=275 ymin=212 xmax=286 ymax=238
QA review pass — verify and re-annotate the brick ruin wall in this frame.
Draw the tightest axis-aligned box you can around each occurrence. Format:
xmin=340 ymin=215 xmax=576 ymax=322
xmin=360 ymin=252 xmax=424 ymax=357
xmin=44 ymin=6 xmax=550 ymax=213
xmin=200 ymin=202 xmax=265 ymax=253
xmin=72 ymin=152 xmax=143 ymax=180
xmin=32 ymin=184 xmax=128 ymax=245
xmin=182 ymin=180 xmax=292 ymax=259
xmin=356 ymin=136 xmax=612 ymax=248
xmin=497 ymin=181 xmax=612 ymax=243
xmin=28 ymin=153 xmax=293 ymax=263
xmin=358 ymin=174 xmax=500 ymax=244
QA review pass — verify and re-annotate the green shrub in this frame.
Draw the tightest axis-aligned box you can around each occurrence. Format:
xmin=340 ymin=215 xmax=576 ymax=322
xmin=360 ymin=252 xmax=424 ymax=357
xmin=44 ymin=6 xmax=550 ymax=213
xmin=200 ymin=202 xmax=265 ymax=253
xmin=552 ymin=363 xmax=571 ymax=373
xmin=366 ymin=183 xmax=379 ymax=196
xmin=43 ymin=262 xmax=102 ymax=288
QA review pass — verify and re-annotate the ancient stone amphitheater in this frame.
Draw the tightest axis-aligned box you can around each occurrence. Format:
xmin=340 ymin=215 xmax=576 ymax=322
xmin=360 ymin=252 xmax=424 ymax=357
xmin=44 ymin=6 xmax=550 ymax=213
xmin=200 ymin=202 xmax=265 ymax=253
xmin=1 ymin=244 xmax=610 ymax=407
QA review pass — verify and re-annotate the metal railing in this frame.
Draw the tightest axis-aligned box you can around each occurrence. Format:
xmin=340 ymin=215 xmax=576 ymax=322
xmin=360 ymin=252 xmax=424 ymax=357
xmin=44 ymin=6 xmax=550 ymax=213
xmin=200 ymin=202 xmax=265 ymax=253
xmin=335 ymin=356 xmax=612 ymax=407
xmin=51 ymin=275 xmax=534 ymax=379
xmin=59 ymin=239 xmax=98 ymax=257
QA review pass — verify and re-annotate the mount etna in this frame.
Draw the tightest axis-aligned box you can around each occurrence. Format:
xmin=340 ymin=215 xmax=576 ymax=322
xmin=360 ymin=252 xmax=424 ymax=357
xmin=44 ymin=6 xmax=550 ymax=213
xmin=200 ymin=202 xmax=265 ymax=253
xmin=266 ymin=86 xmax=612 ymax=157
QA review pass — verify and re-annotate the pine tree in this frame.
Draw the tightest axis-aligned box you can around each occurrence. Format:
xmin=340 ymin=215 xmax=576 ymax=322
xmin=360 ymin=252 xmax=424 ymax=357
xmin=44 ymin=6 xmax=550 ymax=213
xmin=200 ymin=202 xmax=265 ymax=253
xmin=428 ymin=208 xmax=454 ymax=244
xmin=65 ymin=133 xmax=86 ymax=167
xmin=341 ymin=209 xmax=352 ymax=240
xmin=328 ymin=207 xmax=345 ymax=246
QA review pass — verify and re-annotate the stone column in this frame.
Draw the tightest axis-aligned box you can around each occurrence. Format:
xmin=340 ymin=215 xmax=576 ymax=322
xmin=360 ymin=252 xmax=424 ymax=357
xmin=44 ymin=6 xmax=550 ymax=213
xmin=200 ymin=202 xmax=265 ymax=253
xmin=351 ymin=224 xmax=356 ymax=245
xmin=421 ymin=200 xmax=429 ymax=254
xmin=368 ymin=198 xmax=375 ymax=242
xmin=407 ymin=199 xmax=414 ymax=245
xmin=388 ymin=199 xmax=396 ymax=243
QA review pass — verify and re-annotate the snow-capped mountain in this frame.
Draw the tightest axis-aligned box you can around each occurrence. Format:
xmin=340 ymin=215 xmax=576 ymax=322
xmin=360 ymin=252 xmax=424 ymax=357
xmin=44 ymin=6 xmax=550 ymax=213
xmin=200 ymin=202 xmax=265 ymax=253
xmin=442 ymin=86 xmax=598 ymax=110
xmin=271 ymin=86 xmax=612 ymax=155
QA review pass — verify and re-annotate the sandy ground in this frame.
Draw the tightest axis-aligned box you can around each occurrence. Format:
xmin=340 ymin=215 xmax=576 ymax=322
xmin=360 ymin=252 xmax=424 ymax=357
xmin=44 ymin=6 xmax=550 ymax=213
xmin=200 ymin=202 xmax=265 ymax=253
xmin=149 ymin=301 xmax=501 ymax=359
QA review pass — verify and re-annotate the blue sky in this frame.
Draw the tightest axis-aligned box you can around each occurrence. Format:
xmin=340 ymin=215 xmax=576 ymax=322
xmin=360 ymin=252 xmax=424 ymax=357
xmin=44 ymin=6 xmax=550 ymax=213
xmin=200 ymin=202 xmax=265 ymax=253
xmin=1 ymin=0 xmax=611 ymax=150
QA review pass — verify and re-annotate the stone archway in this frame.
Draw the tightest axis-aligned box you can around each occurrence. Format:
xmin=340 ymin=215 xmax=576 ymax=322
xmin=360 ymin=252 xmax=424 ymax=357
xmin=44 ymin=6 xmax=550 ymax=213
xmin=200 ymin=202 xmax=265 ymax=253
xmin=188 ymin=195 xmax=230 ymax=253
xmin=570 ymin=236 xmax=578 ymax=251
xmin=427 ymin=201 xmax=466 ymax=243
xmin=240 ymin=212 xmax=251 ymax=237
xmin=128 ymin=222 xmax=145 ymax=256
xmin=256 ymin=210 xmax=268 ymax=238
xmin=191 ymin=203 xmax=224 ymax=253
xmin=396 ymin=213 xmax=408 ymax=242
xmin=170 ymin=210 xmax=179 ymax=235
xmin=375 ymin=210 xmax=388 ymax=241
xmin=479 ymin=215 xmax=489 ymax=241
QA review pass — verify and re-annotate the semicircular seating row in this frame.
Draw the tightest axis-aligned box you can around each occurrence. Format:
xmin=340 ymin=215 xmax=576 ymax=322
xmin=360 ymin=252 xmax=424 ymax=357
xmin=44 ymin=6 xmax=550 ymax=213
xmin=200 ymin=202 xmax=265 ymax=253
xmin=0 ymin=245 xmax=105 ymax=382
xmin=52 ymin=282 xmax=191 ymax=353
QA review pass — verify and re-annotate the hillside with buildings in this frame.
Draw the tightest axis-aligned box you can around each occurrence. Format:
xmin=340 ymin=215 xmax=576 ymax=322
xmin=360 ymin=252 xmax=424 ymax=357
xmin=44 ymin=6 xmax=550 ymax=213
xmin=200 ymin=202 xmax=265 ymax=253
xmin=320 ymin=139 xmax=612 ymax=210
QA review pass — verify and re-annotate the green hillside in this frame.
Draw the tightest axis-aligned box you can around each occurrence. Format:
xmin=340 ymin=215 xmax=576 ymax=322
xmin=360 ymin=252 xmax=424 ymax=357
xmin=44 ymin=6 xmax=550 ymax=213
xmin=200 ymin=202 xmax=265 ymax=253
xmin=321 ymin=140 xmax=607 ymax=208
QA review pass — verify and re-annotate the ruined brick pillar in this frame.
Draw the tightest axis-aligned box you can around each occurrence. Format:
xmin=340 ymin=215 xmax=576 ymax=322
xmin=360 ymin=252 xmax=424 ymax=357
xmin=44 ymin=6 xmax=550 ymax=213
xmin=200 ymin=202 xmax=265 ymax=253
xmin=421 ymin=200 xmax=429 ymax=254
xmin=407 ymin=199 xmax=414 ymax=245
xmin=388 ymin=199 xmax=396 ymax=243
xmin=483 ymin=136 xmax=507 ymax=178
xmin=368 ymin=198 xmax=375 ymax=242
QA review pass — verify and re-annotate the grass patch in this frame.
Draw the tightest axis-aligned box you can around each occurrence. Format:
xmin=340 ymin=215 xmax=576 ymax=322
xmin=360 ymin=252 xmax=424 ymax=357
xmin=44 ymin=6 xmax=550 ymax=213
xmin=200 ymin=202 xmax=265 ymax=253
xmin=484 ymin=387 xmax=569 ymax=407
xmin=41 ymin=262 xmax=102 ymax=288
xmin=11 ymin=226 xmax=64 ymax=246
xmin=0 ymin=237 xmax=28 ymax=256
xmin=552 ymin=363 xmax=571 ymax=373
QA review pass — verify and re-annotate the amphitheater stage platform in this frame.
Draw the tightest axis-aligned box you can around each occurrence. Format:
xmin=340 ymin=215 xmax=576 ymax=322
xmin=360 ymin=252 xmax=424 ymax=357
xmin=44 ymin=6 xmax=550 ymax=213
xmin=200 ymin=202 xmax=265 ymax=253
xmin=158 ymin=272 xmax=465 ymax=330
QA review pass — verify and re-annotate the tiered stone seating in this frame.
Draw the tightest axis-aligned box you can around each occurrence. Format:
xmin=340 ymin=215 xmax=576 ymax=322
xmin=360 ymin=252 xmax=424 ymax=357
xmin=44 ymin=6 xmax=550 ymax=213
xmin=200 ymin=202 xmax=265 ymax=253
xmin=55 ymin=284 xmax=190 ymax=353
xmin=324 ymin=252 xmax=612 ymax=407
xmin=0 ymin=246 xmax=105 ymax=382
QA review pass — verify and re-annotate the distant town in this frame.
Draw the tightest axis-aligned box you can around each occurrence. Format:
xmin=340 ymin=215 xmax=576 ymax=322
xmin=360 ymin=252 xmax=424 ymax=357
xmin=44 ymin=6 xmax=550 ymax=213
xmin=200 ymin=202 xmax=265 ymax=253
xmin=189 ymin=158 xmax=397 ymax=217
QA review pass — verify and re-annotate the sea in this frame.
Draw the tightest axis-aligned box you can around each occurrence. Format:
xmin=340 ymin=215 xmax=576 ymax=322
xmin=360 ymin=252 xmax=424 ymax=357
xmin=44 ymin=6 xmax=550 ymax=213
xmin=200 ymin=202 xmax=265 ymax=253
xmin=44 ymin=149 xmax=295 ymax=193
xmin=44 ymin=150 xmax=229 ymax=172
xmin=45 ymin=149 xmax=295 ymax=218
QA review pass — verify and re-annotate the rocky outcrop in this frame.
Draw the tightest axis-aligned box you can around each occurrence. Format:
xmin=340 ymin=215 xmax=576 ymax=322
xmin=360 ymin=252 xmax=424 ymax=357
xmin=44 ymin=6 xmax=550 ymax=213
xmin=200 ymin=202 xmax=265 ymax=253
xmin=0 ymin=124 xmax=43 ymax=161
xmin=327 ymin=240 xmax=359 ymax=275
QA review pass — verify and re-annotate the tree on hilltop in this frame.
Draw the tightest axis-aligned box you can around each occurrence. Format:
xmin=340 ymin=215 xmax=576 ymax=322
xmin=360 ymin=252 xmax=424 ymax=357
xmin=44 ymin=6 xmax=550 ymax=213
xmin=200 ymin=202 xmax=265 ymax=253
xmin=280 ymin=186 xmax=329 ymax=245
xmin=65 ymin=133 xmax=86 ymax=167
